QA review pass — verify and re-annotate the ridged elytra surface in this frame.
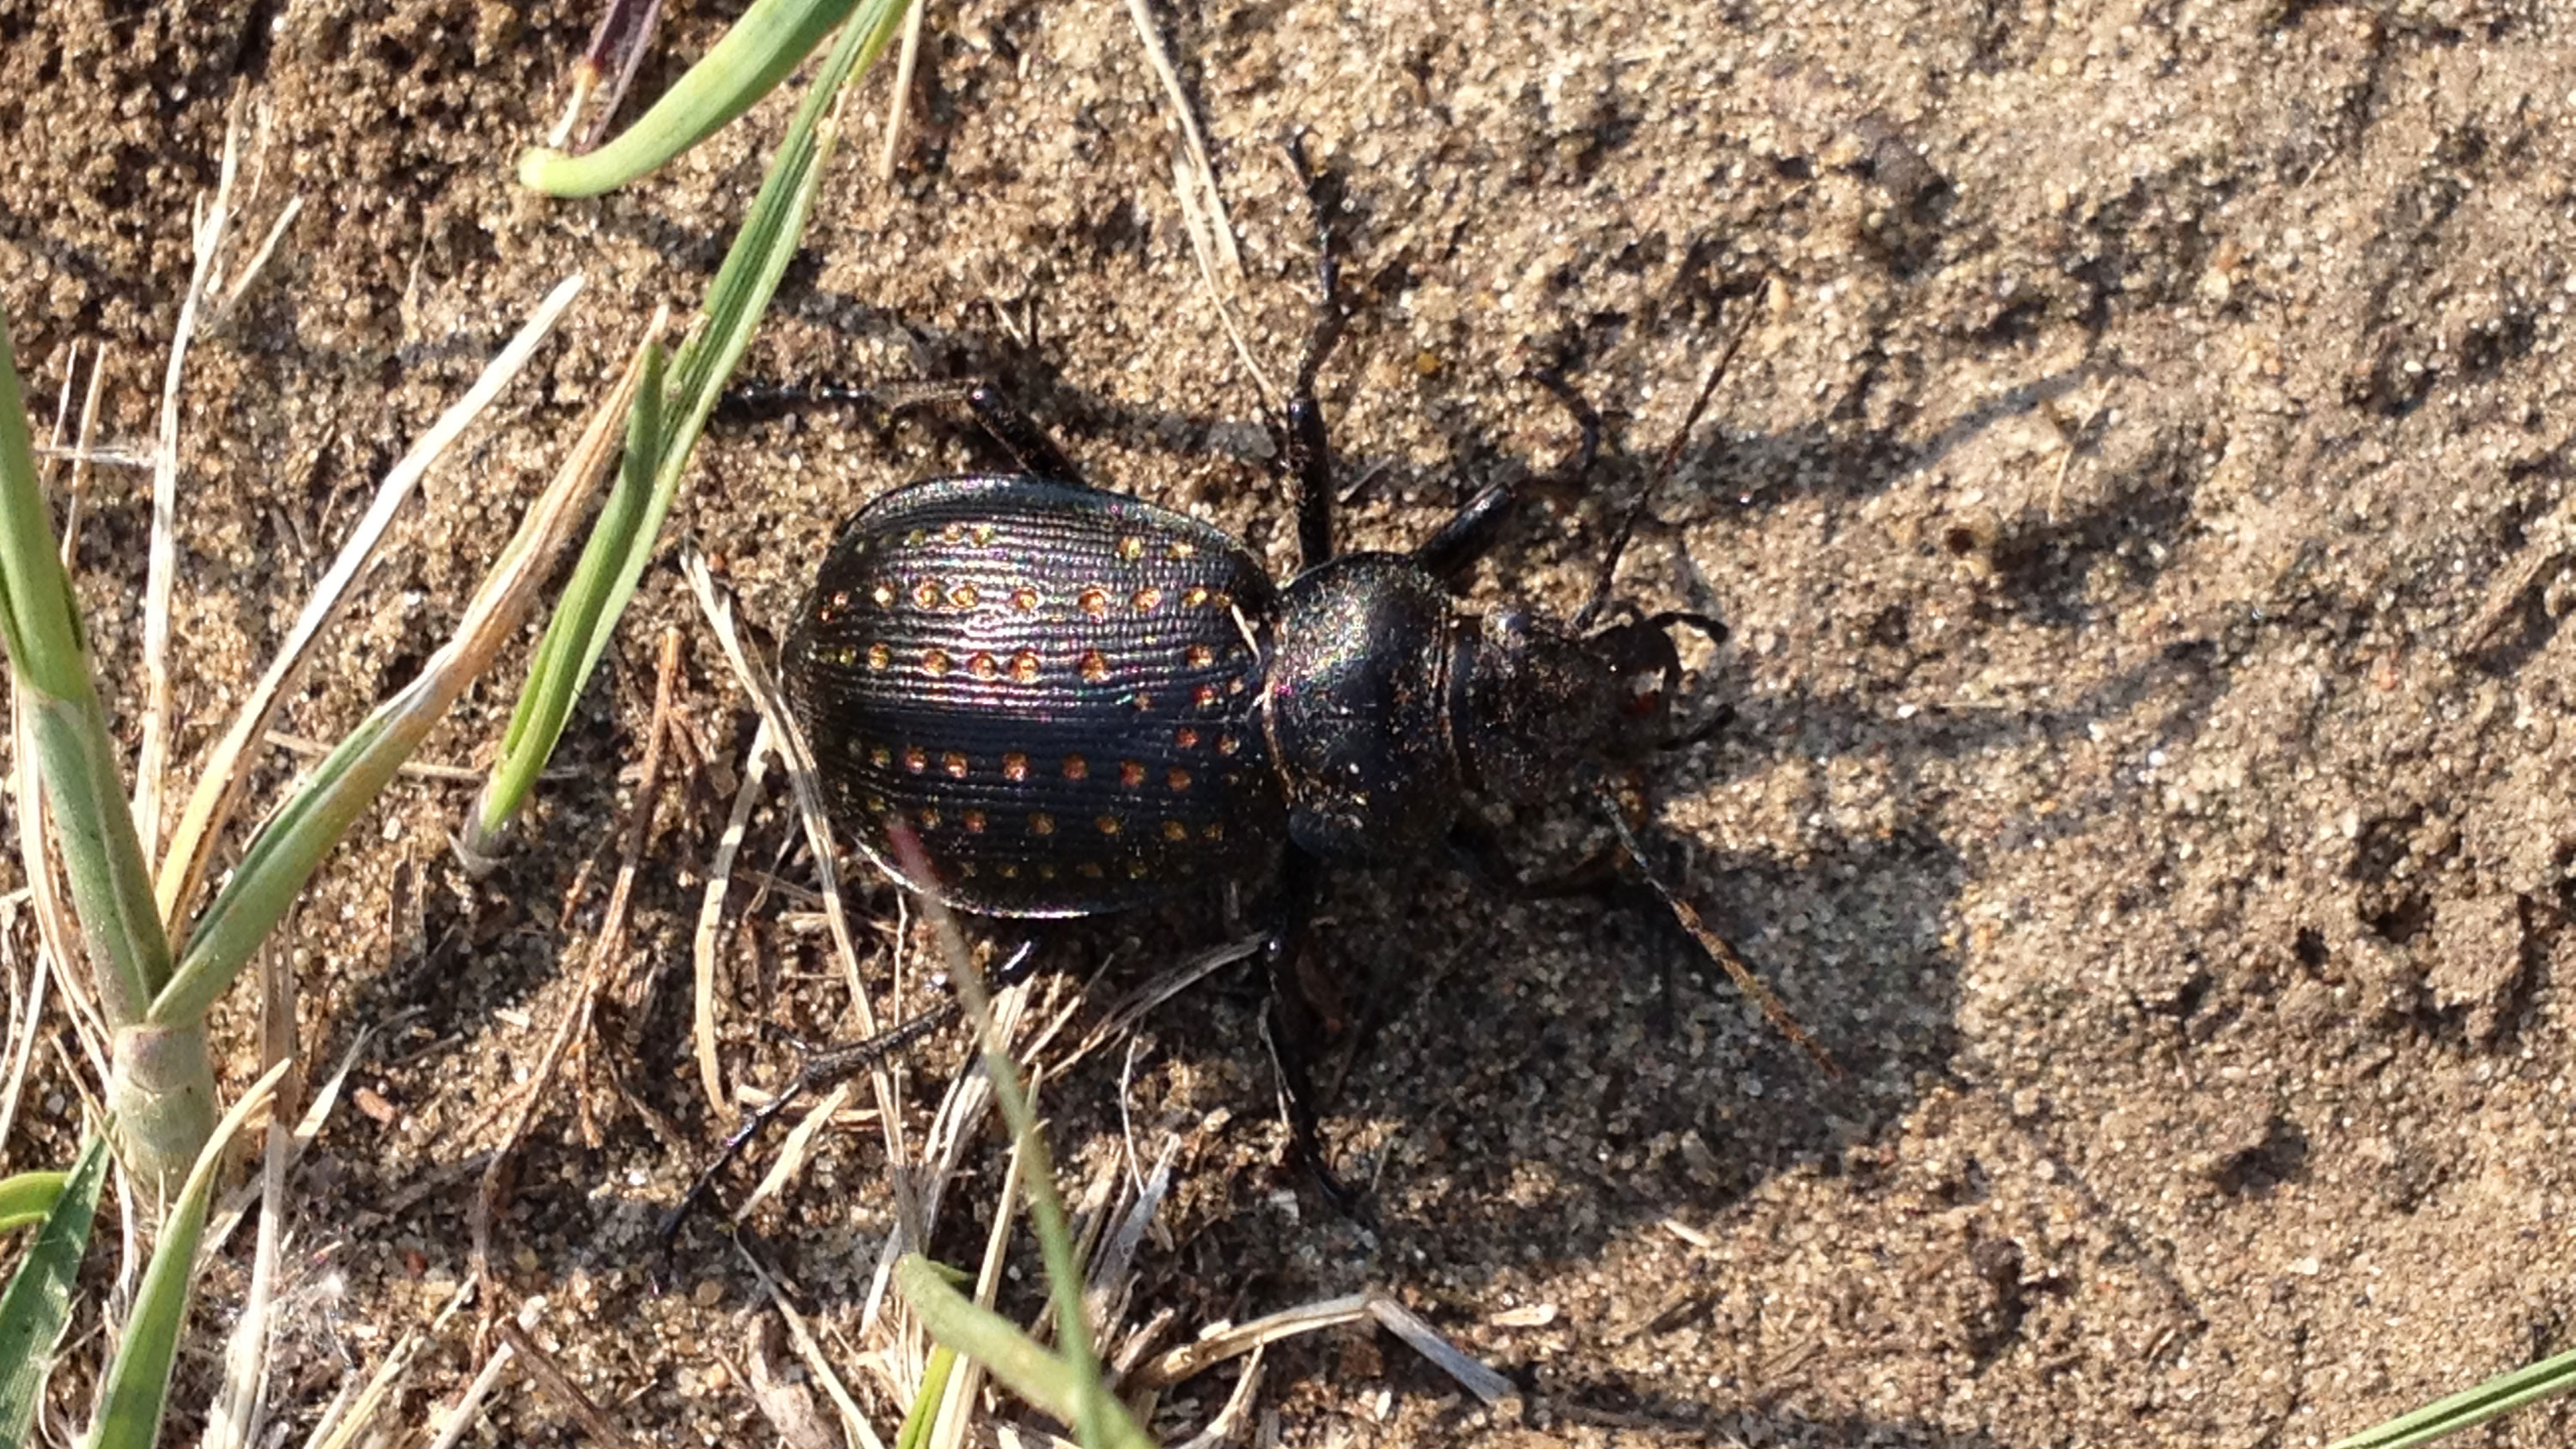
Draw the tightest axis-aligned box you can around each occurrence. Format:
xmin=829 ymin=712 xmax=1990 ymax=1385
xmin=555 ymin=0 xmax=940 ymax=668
xmin=783 ymin=475 xmax=1286 ymax=915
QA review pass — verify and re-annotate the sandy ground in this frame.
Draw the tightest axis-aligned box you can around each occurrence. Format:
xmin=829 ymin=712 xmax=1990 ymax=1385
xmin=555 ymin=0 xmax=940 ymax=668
xmin=9 ymin=0 xmax=2576 ymax=1445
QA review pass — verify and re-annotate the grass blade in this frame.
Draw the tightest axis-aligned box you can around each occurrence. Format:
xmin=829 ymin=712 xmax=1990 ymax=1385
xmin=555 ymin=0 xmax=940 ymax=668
xmin=0 ymin=1171 xmax=70 ymax=1232
xmin=155 ymin=274 xmax=586 ymax=928
xmin=516 ymin=0 xmax=866 ymax=197
xmin=468 ymin=343 xmax=665 ymax=846
xmin=0 ymin=1136 xmax=108 ymax=1443
xmin=82 ymin=1058 xmax=290 ymax=1449
xmin=890 ymin=834 xmax=1151 ymax=1449
xmin=473 ymin=0 xmax=908 ymax=844
xmin=892 ymin=1256 xmax=1155 ymax=1447
xmin=2331 ymin=1350 xmax=2576 ymax=1449
xmin=0 ymin=310 xmax=171 ymax=1029
xmin=152 ymin=300 xmax=652 ymax=1029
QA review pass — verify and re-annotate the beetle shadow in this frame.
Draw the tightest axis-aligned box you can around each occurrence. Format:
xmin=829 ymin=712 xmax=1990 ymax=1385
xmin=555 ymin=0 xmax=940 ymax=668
xmin=1118 ymin=811 xmax=1969 ymax=1279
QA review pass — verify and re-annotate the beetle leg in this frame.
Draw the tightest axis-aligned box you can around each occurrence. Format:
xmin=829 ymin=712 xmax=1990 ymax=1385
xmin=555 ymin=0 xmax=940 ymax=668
xmin=1411 ymin=368 xmax=1601 ymax=587
xmin=655 ymin=939 xmax=1045 ymax=1253
xmin=1282 ymin=134 xmax=1346 ymax=570
xmin=1259 ymin=846 xmax=1364 ymax=1211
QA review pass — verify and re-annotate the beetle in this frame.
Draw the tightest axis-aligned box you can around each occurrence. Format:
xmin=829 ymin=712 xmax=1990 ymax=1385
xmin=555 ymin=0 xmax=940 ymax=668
xmin=670 ymin=157 xmax=1821 ymax=1236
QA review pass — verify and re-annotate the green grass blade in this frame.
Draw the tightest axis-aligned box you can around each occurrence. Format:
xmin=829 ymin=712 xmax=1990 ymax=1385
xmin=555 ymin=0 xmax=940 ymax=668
xmin=891 ymin=1343 xmax=959 ymax=1449
xmin=158 ymin=316 xmax=649 ymax=1028
xmin=0 ymin=1171 xmax=69 ymax=1232
xmin=517 ymin=0 xmax=866 ymax=197
xmin=892 ymin=839 xmax=1147 ymax=1448
xmin=2331 ymin=1349 xmax=2576 ymax=1449
xmin=0 ymin=1137 xmax=108 ymax=1444
xmin=83 ymin=1059 xmax=289 ymax=1449
xmin=893 ymin=1256 xmax=1153 ymax=1448
xmin=0 ymin=311 xmax=172 ymax=1027
xmin=473 ymin=343 xmax=667 ymax=838
xmin=473 ymin=0 xmax=908 ymax=840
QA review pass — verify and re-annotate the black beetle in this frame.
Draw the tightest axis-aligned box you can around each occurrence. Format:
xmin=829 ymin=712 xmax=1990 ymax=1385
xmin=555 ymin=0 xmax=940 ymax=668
xmin=671 ymin=161 xmax=1820 ymax=1234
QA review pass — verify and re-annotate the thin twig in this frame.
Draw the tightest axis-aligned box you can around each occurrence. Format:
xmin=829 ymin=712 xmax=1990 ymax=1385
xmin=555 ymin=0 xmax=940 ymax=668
xmin=693 ymin=716 xmax=774 ymax=1114
xmin=497 ymin=1319 xmax=643 ymax=1449
xmin=878 ymin=0 xmax=927 ymax=179
xmin=137 ymin=91 xmax=249 ymax=860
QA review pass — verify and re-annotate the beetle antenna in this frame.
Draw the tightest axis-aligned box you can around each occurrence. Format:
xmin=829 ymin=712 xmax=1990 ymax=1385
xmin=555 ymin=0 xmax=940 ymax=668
xmin=1593 ymin=783 xmax=1843 ymax=1078
xmin=1576 ymin=300 xmax=1759 ymax=630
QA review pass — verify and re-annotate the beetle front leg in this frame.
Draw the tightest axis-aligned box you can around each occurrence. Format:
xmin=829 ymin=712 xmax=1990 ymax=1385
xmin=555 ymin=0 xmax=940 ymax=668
xmin=1411 ymin=369 xmax=1602 ymax=586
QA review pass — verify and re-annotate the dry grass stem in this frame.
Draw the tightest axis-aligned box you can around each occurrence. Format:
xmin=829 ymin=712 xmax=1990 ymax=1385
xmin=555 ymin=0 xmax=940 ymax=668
xmin=418 ymin=1295 xmax=540 ymax=1449
xmin=929 ymin=1102 xmax=1035 ymax=1449
xmin=739 ymin=1242 xmax=888 ymax=1449
xmin=298 ymin=1270 xmax=475 ymax=1449
xmin=1170 ymin=1344 xmax=1265 ymax=1449
xmin=0 ymin=920 xmax=44 ymax=1157
xmin=878 ymin=0 xmax=926 ymax=180
xmin=739 ymin=1078 xmax=860 ymax=1220
xmin=1122 ymin=0 xmax=1240 ymax=280
xmin=137 ymin=94 xmax=249 ymax=862
xmin=205 ymin=1008 xmax=392 ymax=1255
xmin=1054 ymin=934 xmax=1260 ymax=1076
xmin=693 ymin=715 xmax=775 ymax=1113
xmin=683 ymin=547 xmax=917 ymax=1214
xmin=216 ymin=194 xmax=305 ymax=318
xmin=742 ymin=1317 xmax=842 ymax=1449
xmin=155 ymin=272 xmax=588 ymax=929
xmin=199 ymin=928 xmax=302 ymax=1449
